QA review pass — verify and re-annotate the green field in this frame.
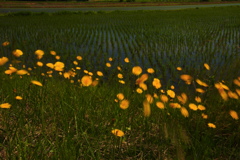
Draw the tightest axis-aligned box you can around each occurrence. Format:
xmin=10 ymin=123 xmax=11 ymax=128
xmin=0 ymin=6 xmax=240 ymax=159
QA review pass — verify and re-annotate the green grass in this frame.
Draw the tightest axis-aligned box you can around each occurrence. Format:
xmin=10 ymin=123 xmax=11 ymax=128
xmin=0 ymin=6 xmax=240 ymax=159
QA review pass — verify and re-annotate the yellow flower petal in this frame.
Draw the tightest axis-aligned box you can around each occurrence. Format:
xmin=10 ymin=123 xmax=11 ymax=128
xmin=0 ymin=103 xmax=11 ymax=108
xmin=0 ymin=57 xmax=8 ymax=66
xmin=16 ymin=70 xmax=28 ymax=75
xmin=167 ymin=90 xmax=175 ymax=98
xmin=204 ymin=63 xmax=210 ymax=70
xmin=160 ymin=95 xmax=169 ymax=103
xmin=229 ymin=110 xmax=239 ymax=120
xmin=15 ymin=96 xmax=23 ymax=100
xmin=81 ymin=75 xmax=92 ymax=86
xmin=111 ymin=129 xmax=124 ymax=137
xmin=189 ymin=103 xmax=198 ymax=111
xmin=147 ymin=68 xmax=155 ymax=74
xmin=180 ymin=107 xmax=189 ymax=117
xmin=208 ymin=123 xmax=216 ymax=128
xmin=117 ymin=93 xmax=124 ymax=101
xmin=12 ymin=49 xmax=23 ymax=57
xmin=31 ymin=80 xmax=43 ymax=86
xmin=132 ymin=66 xmax=142 ymax=76
xmin=120 ymin=99 xmax=129 ymax=110
xmin=156 ymin=101 xmax=165 ymax=109
xmin=124 ymin=57 xmax=129 ymax=63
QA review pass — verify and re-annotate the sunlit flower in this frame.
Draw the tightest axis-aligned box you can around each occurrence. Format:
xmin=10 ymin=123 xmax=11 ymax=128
xmin=136 ymin=88 xmax=143 ymax=94
xmin=16 ymin=70 xmax=28 ymax=75
xmin=177 ymin=93 xmax=187 ymax=104
xmin=50 ymin=50 xmax=56 ymax=56
xmin=111 ymin=129 xmax=125 ymax=137
xmin=180 ymin=74 xmax=193 ymax=85
xmin=81 ymin=75 xmax=92 ymax=86
xmin=91 ymin=80 xmax=99 ymax=86
xmin=215 ymin=82 xmax=229 ymax=90
xmin=156 ymin=101 xmax=164 ymax=109
xmin=180 ymin=107 xmax=189 ymax=117
xmin=160 ymin=95 xmax=168 ymax=103
xmin=5 ymin=67 xmax=17 ymax=75
xmin=15 ymin=96 xmax=23 ymax=100
xmin=2 ymin=41 xmax=10 ymax=46
xmin=120 ymin=99 xmax=129 ymax=109
xmin=147 ymin=68 xmax=155 ymax=74
xmin=88 ymin=72 xmax=93 ymax=76
xmin=36 ymin=61 xmax=43 ymax=67
xmin=152 ymin=78 xmax=161 ymax=89
xmin=54 ymin=61 xmax=65 ymax=71
xmin=204 ymin=63 xmax=210 ymax=70
xmin=196 ymin=79 xmax=208 ymax=87
xmin=189 ymin=103 xmax=198 ymax=111
xmin=195 ymin=96 xmax=202 ymax=103
xmin=136 ymin=74 xmax=148 ymax=85
xmin=145 ymin=94 xmax=153 ymax=104
xmin=169 ymin=103 xmax=181 ymax=108
xmin=208 ymin=123 xmax=216 ymax=128
xmin=117 ymin=66 xmax=122 ymax=71
xmin=84 ymin=70 xmax=89 ymax=74
xmin=119 ymin=80 xmax=125 ymax=84
xmin=12 ymin=49 xmax=23 ymax=57
xmin=118 ymin=73 xmax=123 ymax=79
xmin=124 ymin=57 xmax=129 ymax=63
xmin=46 ymin=63 xmax=54 ymax=69
xmin=31 ymin=80 xmax=43 ymax=86
xmin=0 ymin=103 xmax=11 ymax=108
xmin=117 ymin=93 xmax=124 ymax=100
xmin=227 ymin=91 xmax=238 ymax=99
xmin=202 ymin=113 xmax=208 ymax=119
xmin=76 ymin=67 xmax=81 ymax=70
xmin=229 ymin=110 xmax=239 ymax=120
xmin=196 ymin=88 xmax=205 ymax=93
xmin=176 ymin=67 xmax=182 ymax=71
xmin=108 ymin=57 xmax=113 ymax=61
xmin=139 ymin=83 xmax=147 ymax=91
xmin=76 ymin=56 xmax=82 ymax=60
xmin=217 ymin=88 xmax=228 ymax=101
xmin=198 ymin=105 xmax=206 ymax=111
xmin=167 ymin=90 xmax=175 ymax=98
xmin=233 ymin=79 xmax=240 ymax=87
xmin=35 ymin=50 xmax=44 ymax=59
xmin=97 ymin=71 xmax=103 ymax=76
xmin=106 ymin=62 xmax=111 ymax=67
xmin=55 ymin=55 xmax=60 ymax=60
xmin=0 ymin=57 xmax=8 ymax=66
xmin=132 ymin=66 xmax=142 ymax=76
xmin=73 ymin=61 xmax=78 ymax=65
xmin=63 ymin=72 xmax=71 ymax=79
xmin=143 ymin=99 xmax=151 ymax=117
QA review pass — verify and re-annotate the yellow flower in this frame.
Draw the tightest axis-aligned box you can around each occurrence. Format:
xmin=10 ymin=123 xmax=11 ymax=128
xmin=132 ymin=66 xmax=142 ymax=76
xmin=139 ymin=83 xmax=147 ymax=91
xmin=76 ymin=67 xmax=81 ymax=70
xmin=2 ymin=41 xmax=10 ymax=46
xmin=177 ymin=93 xmax=188 ymax=104
xmin=136 ymin=88 xmax=143 ymax=94
xmin=145 ymin=94 xmax=153 ymax=104
xmin=15 ymin=96 xmax=23 ymax=100
xmin=120 ymin=99 xmax=129 ymax=109
xmin=124 ymin=57 xmax=129 ymax=63
xmin=16 ymin=70 xmax=28 ymax=75
xmin=35 ymin=50 xmax=44 ymax=59
xmin=111 ymin=129 xmax=124 ymax=137
xmin=180 ymin=107 xmax=189 ymax=117
xmin=236 ymin=89 xmax=240 ymax=96
xmin=73 ymin=61 xmax=78 ymax=65
xmin=167 ymin=90 xmax=175 ymax=98
xmin=31 ymin=80 xmax=43 ymax=86
xmin=108 ymin=57 xmax=113 ymax=61
xmin=76 ymin=56 xmax=82 ymax=60
xmin=195 ymin=96 xmax=202 ymax=103
xmin=91 ymin=80 xmax=99 ymax=86
xmin=136 ymin=74 xmax=148 ymax=85
xmin=196 ymin=79 xmax=208 ymax=87
xmin=143 ymin=99 xmax=151 ymax=117
xmin=50 ymin=50 xmax=57 ymax=56
xmin=196 ymin=88 xmax=205 ymax=93
xmin=169 ymin=103 xmax=181 ymax=108
xmin=160 ymin=95 xmax=168 ymax=103
xmin=0 ymin=57 xmax=8 ymax=66
xmin=5 ymin=67 xmax=17 ymax=75
xmin=117 ymin=93 xmax=124 ymax=101
xmin=81 ymin=75 xmax=92 ymax=86
xmin=152 ymin=78 xmax=161 ymax=89
xmin=36 ymin=61 xmax=43 ymax=67
xmin=229 ymin=110 xmax=239 ymax=120
xmin=189 ymin=103 xmax=198 ymax=111
xmin=54 ymin=61 xmax=65 ymax=71
xmin=117 ymin=66 xmax=122 ymax=71
xmin=217 ymin=88 xmax=228 ymax=101
xmin=176 ymin=67 xmax=182 ymax=71
xmin=215 ymin=82 xmax=229 ymax=90
xmin=118 ymin=73 xmax=123 ymax=79
xmin=204 ymin=63 xmax=210 ymax=70
xmin=119 ymin=80 xmax=125 ymax=84
xmin=233 ymin=79 xmax=240 ymax=87
xmin=46 ymin=63 xmax=54 ymax=69
xmin=202 ymin=113 xmax=208 ymax=119
xmin=147 ymin=68 xmax=155 ymax=74
xmin=63 ymin=72 xmax=71 ymax=79
xmin=0 ymin=103 xmax=11 ymax=108
xmin=227 ymin=91 xmax=239 ymax=99
xmin=156 ymin=101 xmax=165 ymax=109
xmin=12 ymin=49 xmax=23 ymax=57
xmin=197 ymin=105 xmax=206 ymax=111
xmin=55 ymin=55 xmax=60 ymax=60
xmin=97 ymin=71 xmax=103 ymax=77
xmin=180 ymin=74 xmax=193 ymax=85
xmin=106 ymin=62 xmax=111 ymax=67
xmin=208 ymin=123 xmax=216 ymax=128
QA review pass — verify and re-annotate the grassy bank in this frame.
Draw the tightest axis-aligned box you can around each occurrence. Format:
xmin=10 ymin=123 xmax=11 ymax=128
xmin=0 ymin=7 xmax=240 ymax=159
